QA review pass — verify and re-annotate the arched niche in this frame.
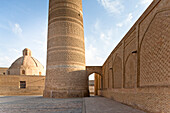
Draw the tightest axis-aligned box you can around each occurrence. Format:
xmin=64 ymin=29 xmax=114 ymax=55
xmin=125 ymin=53 xmax=137 ymax=88
xmin=139 ymin=10 xmax=170 ymax=86
xmin=112 ymin=55 xmax=123 ymax=88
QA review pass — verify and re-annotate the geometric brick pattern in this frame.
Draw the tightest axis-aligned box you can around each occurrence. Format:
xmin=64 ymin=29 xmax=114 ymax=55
xmin=140 ymin=10 xmax=170 ymax=86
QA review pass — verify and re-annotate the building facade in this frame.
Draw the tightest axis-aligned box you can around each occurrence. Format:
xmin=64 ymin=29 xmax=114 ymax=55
xmin=0 ymin=75 xmax=45 ymax=96
xmin=0 ymin=0 xmax=168 ymax=113
xmin=0 ymin=68 xmax=8 ymax=75
xmin=94 ymin=0 xmax=170 ymax=113
xmin=0 ymin=48 xmax=45 ymax=96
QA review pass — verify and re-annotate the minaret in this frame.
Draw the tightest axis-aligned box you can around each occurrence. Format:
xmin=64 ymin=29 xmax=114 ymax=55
xmin=43 ymin=0 xmax=88 ymax=98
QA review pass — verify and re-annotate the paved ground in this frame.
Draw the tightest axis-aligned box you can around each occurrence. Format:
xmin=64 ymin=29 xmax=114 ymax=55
xmin=0 ymin=96 xmax=145 ymax=113
xmin=84 ymin=97 xmax=145 ymax=113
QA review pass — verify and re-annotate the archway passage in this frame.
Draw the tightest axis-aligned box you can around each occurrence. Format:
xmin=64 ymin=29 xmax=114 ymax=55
xmin=86 ymin=66 xmax=103 ymax=97
xmin=88 ymin=73 xmax=102 ymax=96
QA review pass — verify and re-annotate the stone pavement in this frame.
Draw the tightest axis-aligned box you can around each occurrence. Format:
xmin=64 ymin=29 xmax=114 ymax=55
xmin=0 ymin=96 xmax=145 ymax=113
xmin=83 ymin=97 xmax=145 ymax=113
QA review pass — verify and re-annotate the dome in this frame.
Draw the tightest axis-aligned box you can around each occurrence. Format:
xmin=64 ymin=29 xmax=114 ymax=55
xmin=7 ymin=48 xmax=44 ymax=75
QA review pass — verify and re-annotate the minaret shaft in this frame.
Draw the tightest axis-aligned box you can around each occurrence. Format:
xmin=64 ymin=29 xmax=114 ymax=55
xmin=43 ymin=0 xmax=88 ymax=98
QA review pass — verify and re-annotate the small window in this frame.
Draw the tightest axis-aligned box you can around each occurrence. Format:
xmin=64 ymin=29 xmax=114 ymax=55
xmin=20 ymin=81 xmax=26 ymax=89
xmin=22 ymin=70 xmax=25 ymax=75
xmin=8 ymin=71 xmax=10 ymax=75
xmin=3 ymin=72 xmax=5 ymax=75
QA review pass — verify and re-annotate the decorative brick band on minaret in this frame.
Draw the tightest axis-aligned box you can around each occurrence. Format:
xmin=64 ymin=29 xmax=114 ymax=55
xmin=43 ymin=0 xmax=88 ymax=98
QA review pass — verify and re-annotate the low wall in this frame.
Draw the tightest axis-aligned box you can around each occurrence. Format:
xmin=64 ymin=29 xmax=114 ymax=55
xmin=0 ymin=75 xmax=45 ymax=96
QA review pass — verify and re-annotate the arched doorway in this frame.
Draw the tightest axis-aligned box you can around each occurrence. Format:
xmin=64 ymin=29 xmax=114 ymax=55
xmin=88 ymin=72 xmax=103 ymax=97
xmin=86 ymin=66 xmax=103 ymax=97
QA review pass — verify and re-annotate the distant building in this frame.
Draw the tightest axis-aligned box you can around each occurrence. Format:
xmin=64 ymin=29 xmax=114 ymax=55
xmin=0 ymin=48 xmax=45 ymax=96
xmin=0 ymin=67 xmax=8 ymax=75
xmin=7 ymin=48 xmax=44 ymax=75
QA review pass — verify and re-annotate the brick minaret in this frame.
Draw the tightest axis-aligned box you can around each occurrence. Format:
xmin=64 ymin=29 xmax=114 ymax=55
xmin=43 ymin=0 xmax=88 ymax=98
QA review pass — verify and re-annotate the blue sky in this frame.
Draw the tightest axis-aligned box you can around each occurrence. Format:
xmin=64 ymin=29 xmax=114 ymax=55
xmin=0 ymin=0 xmax=153 ymax=70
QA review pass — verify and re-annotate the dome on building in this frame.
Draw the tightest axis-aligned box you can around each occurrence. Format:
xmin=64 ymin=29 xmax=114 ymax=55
xmin=7 ymin=48 xmax=44 ymax=75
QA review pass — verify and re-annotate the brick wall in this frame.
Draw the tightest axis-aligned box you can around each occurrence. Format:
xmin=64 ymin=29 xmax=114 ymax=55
xmin=0 ymin=75 xmax=45 ymax=96
xmin=0 ymin=68 xmax=8 ymax=75
xmin=97 ymin=0 xmax=170 ymax=112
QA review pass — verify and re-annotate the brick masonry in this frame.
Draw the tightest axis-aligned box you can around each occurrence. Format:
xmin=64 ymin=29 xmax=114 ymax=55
xmin=43 ymin=0 xmax=169 ymax=112
xmin=0 ymin=75 xmax=45 ymax=95
xmin=95 ymin=0 xmax=170 ymax=113
xmin=44 ymin=0 xmax=88 ymax=98
xmin=0 ymin=68 xmax=8 ymax=75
